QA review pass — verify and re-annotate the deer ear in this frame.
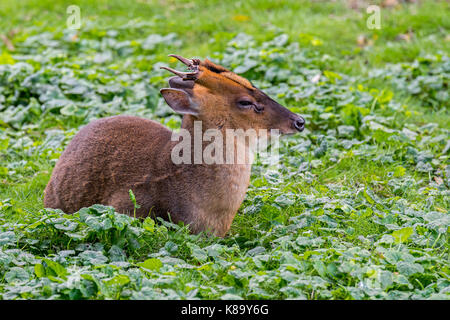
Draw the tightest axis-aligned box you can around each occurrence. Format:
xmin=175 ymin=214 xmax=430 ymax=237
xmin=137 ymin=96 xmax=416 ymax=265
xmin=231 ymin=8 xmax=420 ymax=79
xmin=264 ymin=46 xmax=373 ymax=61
xmin=160 ymin=88 xmax=199 ymax=116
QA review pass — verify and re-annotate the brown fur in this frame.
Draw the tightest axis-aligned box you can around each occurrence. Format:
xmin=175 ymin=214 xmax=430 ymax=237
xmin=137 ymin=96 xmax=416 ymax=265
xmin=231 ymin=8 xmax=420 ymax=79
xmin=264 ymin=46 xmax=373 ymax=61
xmin=44 ymin=57 xmax=305 ymax=237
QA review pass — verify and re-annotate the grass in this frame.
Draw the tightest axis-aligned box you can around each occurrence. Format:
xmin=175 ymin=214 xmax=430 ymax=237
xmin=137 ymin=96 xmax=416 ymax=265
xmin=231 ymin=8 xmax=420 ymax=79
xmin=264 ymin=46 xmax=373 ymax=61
xmin=0 ymin=0 xmax=448 ymax=300
xmin=2 ymin=0 xmax=449 ymax=69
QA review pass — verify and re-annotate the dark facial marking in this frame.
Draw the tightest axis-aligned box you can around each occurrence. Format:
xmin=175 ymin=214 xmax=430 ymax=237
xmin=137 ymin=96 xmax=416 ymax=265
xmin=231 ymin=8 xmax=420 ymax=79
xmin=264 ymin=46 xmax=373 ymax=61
xmin=205 ymin=64 xmax=226 ymax=74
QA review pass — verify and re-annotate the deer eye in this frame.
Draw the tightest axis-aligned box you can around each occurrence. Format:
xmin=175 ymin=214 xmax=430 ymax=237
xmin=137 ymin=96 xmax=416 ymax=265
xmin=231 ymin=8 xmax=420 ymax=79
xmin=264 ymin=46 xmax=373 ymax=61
xmin=237 ymin=100 xmax=253 ymax=108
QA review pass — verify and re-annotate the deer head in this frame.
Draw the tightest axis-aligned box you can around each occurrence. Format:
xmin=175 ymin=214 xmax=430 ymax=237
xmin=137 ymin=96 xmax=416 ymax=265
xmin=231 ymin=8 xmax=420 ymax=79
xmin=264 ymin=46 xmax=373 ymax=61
xmin=160 ymin=55 xmax=305 ymax=134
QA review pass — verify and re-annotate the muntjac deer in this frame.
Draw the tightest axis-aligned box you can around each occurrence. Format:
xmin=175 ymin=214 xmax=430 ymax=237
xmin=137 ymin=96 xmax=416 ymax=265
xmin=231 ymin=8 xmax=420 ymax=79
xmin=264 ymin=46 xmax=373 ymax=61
xmin=44 ymin=55 xmax=305 ymax=236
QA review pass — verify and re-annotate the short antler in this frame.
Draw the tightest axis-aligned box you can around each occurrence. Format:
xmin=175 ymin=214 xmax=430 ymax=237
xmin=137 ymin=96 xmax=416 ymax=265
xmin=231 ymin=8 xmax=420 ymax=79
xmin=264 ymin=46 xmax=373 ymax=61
xmin=168 ymin=54 xmax=200 ymax=71
xmin=160 ymin=66 xmax=198 ymax=80
xmin=161 ymin=54 xmax=200 ymax=80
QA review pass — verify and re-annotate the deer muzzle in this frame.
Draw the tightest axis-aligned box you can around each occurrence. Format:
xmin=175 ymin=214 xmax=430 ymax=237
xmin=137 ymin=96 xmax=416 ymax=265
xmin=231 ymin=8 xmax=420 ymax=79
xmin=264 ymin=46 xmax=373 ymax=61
xmin=293 ymin=116 xmax=305 ymax=132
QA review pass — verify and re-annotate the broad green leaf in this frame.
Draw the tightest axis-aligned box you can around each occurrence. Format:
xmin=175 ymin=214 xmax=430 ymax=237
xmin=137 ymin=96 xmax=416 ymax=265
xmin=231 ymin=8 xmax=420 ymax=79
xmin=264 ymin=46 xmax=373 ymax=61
xmin=392 ymin=227 xmax=414 ymax=244
xmin=0 ymin=231 xmax=15 ymax=246
xmin=5 ymin=267 xmax=29 ymax=283
xmin=138 ymin=258 xmax=163 ymax=271
xmin=34 ymin=264 xmax=46 ymax=278
xmin=393 ymin=166 xmax=406 ymax=177
xmin=0 ymin=138 xmax=9 ymax=151
xmin=79 ymin=250 xmax=108 ymax=265
xmin=43 ymin=258 xmax=68 ymax=279
xmin=397 ymin=262 xmax=424 ymax=277
xmin=104 ymin=274 xmax=130 ymax=287
xmin=143 ymin=217 xmax=155 ymax=233
xmin=0 ymin=167 xmax=8 ymax=176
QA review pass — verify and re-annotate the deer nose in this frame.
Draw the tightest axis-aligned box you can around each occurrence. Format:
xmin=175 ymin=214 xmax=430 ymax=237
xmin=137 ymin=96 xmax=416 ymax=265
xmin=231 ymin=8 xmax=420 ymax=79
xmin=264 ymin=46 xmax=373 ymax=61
xmin=293 ymin=117 xmax=305 ymax=132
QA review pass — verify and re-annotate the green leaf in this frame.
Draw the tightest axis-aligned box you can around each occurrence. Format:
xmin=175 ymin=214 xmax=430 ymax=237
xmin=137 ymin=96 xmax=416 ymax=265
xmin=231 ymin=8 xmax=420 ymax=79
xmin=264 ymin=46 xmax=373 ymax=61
xmin=43 ymin=258 xmax=68 ymax=279
xmin=0 ymin=231 xmax=15 ymax=246
xmin=34 ymin=264 xmax=46 ymax=278
xmin=129 ymin=189 xmax=140 ymax=209
xmin=138 ymin=258 xmax=162 ymax=271
xmin=104 ymin=274 xmax=130 ymax=287
xmin=60 ymin=104 xmax=78 ymax=116
xmin=379 ymin=270 xmax=393 ymax=290
xmin=313 ymin=260 xmax=327 ymax=278
xmin=79 ymin=250 xmax=108 ymax=265
xmin=143 ymin=217 xmax=155 ymax=233
xmin=393 ymin=166 xmax=406 ymax=177
xmin=378 ymin=90 xmax=393 ymax=104
xmin=0 ymin=167 xmax=8 ymax=176
xmin=323 ymin=70 xmax=342 ymax=83
xmin=191 ymin=248 xmax=208 ymax=263
xmin=392 ymin=227 xmax=414 ymax=244
xmin=397 ymin=262 xmax=424 ymax=277
xmin=5 ymin=267 xmax=29 ymax=283
xmin=363 ymin=189 xmax=375 ymax=204
xmin=0 ymin=138 xmax=9 ymax=151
